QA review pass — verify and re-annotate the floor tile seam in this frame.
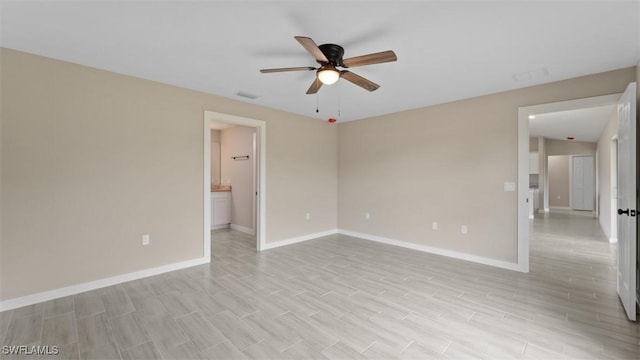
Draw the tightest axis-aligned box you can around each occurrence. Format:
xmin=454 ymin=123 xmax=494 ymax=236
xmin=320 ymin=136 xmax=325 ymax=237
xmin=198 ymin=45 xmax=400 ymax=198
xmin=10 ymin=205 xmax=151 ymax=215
xmin=36 ymin=307 xmax=44 ymax=347
xmin=357 ymin=339 xmax=379 ymax=355
xmin=561 ymin=340 xmax=606 ymax=356
xmin=445 ymin=294 xmax=514 ymax=320
xmin=272 ymin=338 xmax=303 ymax=354
xmin=467 ymin=317 xmax=558 ymax=349
xmin=113 ymin=340 xmax=124 ymax=360
xmin=0 ymin=311 xmax=13 ymax=346
xmin=542 ymin=326 xmax=608 ymax=352
xmin=68 ymin=309 xmax=81 ymax=360
xmin=499 ymin=315 xmax=596 ymax=341
xmin=283 ymin=314 xmax=340 ymax=349
xmin=41 ymin=314 xmax=75 ymax=348
xmin=212 ymin=311 xmax=267 ymax=347
xmin=595 ymin=313 xmax=640 ymax=330
xmin=110 ymin=321 xmax=152 ymax=352
xmin=523 ymin=341 xmax=564 ymax=357
xmin=520 ymin=326 xmax=572 ymax=350
xmin=561 ymin=325 xmax=640 ymax=348
xmin=196 ymin=336 xmax=241 ymax=357
xmin=142 ymin=313 xmax=191 ymax=352
xmin=74 ymin=307 xmax=108 ymax=321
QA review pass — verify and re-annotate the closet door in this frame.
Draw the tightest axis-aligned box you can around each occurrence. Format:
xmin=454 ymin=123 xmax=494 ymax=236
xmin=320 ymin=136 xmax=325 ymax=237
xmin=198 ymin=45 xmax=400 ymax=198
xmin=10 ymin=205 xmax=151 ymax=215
xmin=572 ymin=155 xmax=594 ymax=211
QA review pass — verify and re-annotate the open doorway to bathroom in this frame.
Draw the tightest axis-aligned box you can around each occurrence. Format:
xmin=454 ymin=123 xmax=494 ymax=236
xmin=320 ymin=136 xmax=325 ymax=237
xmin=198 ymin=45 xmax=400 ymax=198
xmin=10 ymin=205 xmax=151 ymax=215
xmin=203 ymin=111 xmax=266 ymax=255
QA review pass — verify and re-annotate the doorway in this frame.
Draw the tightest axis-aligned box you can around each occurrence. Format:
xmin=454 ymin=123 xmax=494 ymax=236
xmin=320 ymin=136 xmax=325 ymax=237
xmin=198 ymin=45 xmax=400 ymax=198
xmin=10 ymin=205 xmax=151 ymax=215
xmin=203 ymin=111 xmax=266 ymax=255
xmin=517 ymin=93 xmax=622 ymax=272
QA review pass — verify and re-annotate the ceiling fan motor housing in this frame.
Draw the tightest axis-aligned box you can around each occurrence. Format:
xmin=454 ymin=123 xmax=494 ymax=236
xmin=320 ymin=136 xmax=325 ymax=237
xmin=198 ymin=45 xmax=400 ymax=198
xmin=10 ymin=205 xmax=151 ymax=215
xmin=318 ymin=44 xmax=345 ymax=66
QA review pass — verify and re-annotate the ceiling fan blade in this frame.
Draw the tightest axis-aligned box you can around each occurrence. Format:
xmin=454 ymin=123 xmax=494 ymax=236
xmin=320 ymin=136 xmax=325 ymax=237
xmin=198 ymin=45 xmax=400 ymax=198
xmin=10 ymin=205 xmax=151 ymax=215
xmin=260 ymin=66 xmax=316 ymax=73
xmin=306 ymin=78 xmax=323 ymax=94
xmin=295 ymin=36 xmax=329 ymax=63
xmin=340 ymin=71 xmax=380 ymax=92
xmin=342 ymin=50 xmax=397 ymax=68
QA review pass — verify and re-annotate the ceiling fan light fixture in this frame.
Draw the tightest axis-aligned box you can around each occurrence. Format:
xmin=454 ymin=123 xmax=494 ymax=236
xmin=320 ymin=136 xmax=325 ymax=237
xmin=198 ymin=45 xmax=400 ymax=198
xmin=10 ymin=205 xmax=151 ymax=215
xmin=317 ymin=65 xmax=340 ymax=85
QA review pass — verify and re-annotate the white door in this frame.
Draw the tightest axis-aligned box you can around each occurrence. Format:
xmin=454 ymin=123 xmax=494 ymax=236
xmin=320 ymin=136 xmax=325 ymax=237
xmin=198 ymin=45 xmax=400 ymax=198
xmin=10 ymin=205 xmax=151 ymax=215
xmin=617 ymin=82 xmax=637 ymax=321
xmin=572 ymin=155 xmax=594 ymax=211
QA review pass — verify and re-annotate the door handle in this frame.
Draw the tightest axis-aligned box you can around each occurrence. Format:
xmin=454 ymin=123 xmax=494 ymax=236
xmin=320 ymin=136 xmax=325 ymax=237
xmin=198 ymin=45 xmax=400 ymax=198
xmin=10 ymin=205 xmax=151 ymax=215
xmin=618 ymin=208 xmax=630 ymax=215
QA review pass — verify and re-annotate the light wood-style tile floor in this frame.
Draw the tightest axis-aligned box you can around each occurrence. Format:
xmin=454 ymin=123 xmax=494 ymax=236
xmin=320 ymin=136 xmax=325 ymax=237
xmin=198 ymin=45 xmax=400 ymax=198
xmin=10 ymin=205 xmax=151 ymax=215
xmin=1 ymin=211 xmax=638 ymax=359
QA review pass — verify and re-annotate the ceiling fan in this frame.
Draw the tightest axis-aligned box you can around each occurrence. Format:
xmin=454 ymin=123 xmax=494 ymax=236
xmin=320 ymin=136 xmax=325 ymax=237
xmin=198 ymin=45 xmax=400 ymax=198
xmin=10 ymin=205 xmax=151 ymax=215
xmin=260 ymin=36 xmax=397 ymax=94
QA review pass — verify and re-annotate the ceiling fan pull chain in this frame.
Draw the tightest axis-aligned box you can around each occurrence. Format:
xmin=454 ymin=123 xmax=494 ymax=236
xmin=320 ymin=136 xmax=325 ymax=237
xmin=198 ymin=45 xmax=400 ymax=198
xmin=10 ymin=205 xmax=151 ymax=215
xmin=338 ymin=80 xmax=342 ymax=118
xmin=316 ymin=85 xmax=319 ymax=113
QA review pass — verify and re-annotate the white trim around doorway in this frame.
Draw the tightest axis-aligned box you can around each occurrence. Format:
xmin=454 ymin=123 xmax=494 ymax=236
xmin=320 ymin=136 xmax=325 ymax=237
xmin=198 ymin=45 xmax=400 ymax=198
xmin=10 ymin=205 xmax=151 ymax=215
xmin=204 ymin=111 xmax=267 ymax=252
xmin=517 ymin=93 xmax=622 ymax=274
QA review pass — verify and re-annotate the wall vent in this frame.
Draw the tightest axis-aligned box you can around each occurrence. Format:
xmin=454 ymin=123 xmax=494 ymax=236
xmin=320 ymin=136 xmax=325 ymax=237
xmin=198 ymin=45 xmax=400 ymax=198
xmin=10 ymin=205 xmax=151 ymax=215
xmin=512 ymin=67 xmax=549 ymax=83
xmin=236 ymin=91 xmax=260 ymax=100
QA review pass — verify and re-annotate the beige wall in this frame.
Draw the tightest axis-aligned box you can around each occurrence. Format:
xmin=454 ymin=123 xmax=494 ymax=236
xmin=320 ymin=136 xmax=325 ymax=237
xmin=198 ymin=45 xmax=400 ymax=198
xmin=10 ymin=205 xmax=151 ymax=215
xmin=220 ymin=125 xmax=255 ymax=231
xmin=529 ymin=137 xmax=539 ymax=151
xmin=338 ymin=67 xmax=635 ymax=263
xmin=597 ymin=111 xmax=618 ymax=240
xmin=544 ymin=139 xmax=597 ymax=211
xmin=548 ymin=156 xmax=571 ymax=208
xmin=0 ymin=49 xmax=338 ymax=301
xmin=545 ymin=139 xmax=597 ymax=156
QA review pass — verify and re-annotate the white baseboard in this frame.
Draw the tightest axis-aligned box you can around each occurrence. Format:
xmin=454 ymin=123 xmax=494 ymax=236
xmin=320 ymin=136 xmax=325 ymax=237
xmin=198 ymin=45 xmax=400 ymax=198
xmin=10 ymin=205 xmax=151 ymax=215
xmin=2 ymin=227 xmax=529 ymax=311
xmin=261 ymin=229 xmax=338 ymax=250
xmin=230 ymin=224 xmax=255 ymax=235
xmin=0 ymin=256 xmax=210 ymax=312
xmin=211 ymin=224 xmax=229 ymax=230
xmin=337 ymin=229 xmax=523 ymax=272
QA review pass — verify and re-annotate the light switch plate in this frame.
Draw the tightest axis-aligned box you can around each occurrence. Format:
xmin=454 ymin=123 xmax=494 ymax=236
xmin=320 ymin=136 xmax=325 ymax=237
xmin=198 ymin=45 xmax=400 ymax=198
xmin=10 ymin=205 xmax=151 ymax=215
xmin=504 ymin=182 xmax=516 ymax=192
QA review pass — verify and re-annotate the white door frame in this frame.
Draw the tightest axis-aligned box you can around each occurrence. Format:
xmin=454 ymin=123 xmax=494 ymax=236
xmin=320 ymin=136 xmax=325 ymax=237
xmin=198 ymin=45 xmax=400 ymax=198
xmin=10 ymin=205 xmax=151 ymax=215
xmin=204 ymin=111 xmax=267 ymax=254
xmin=610 ymin=137 xmax=618 ymax=243
xmin=517 ymin=93 xmax=621 ymax=273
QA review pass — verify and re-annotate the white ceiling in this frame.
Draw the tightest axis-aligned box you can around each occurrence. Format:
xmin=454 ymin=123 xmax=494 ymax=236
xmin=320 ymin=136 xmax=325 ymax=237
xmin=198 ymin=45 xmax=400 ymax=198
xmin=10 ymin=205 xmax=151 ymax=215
xmin=1 ymin=1 xmax=638 ymax=122
xmin=529 ymin=105 xmax=617 ymax=142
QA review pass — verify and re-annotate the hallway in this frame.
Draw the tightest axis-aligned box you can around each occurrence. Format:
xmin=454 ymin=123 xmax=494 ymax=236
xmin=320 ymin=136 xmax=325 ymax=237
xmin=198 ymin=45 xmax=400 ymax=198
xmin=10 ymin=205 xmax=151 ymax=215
xmin=528 ymin=209 xmax=637 ymax=358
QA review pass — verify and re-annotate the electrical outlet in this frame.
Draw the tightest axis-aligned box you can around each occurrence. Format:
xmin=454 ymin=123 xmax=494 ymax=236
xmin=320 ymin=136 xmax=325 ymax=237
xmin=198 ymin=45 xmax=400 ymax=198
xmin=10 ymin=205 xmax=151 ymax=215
xmin=503 ymin=182 xmax=516 ymax=192
xmin=305 ymin=212 xmax=311 ymax=221
xmin=461 ymin=225 xmax=468 ymax=234
xmin=432 ymin=222 xmax=438 ymax=230
xmin=365 ymin=212 xmax=370 ymax=220
xmin=142 ymin=234 xmax=150 ymax=245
